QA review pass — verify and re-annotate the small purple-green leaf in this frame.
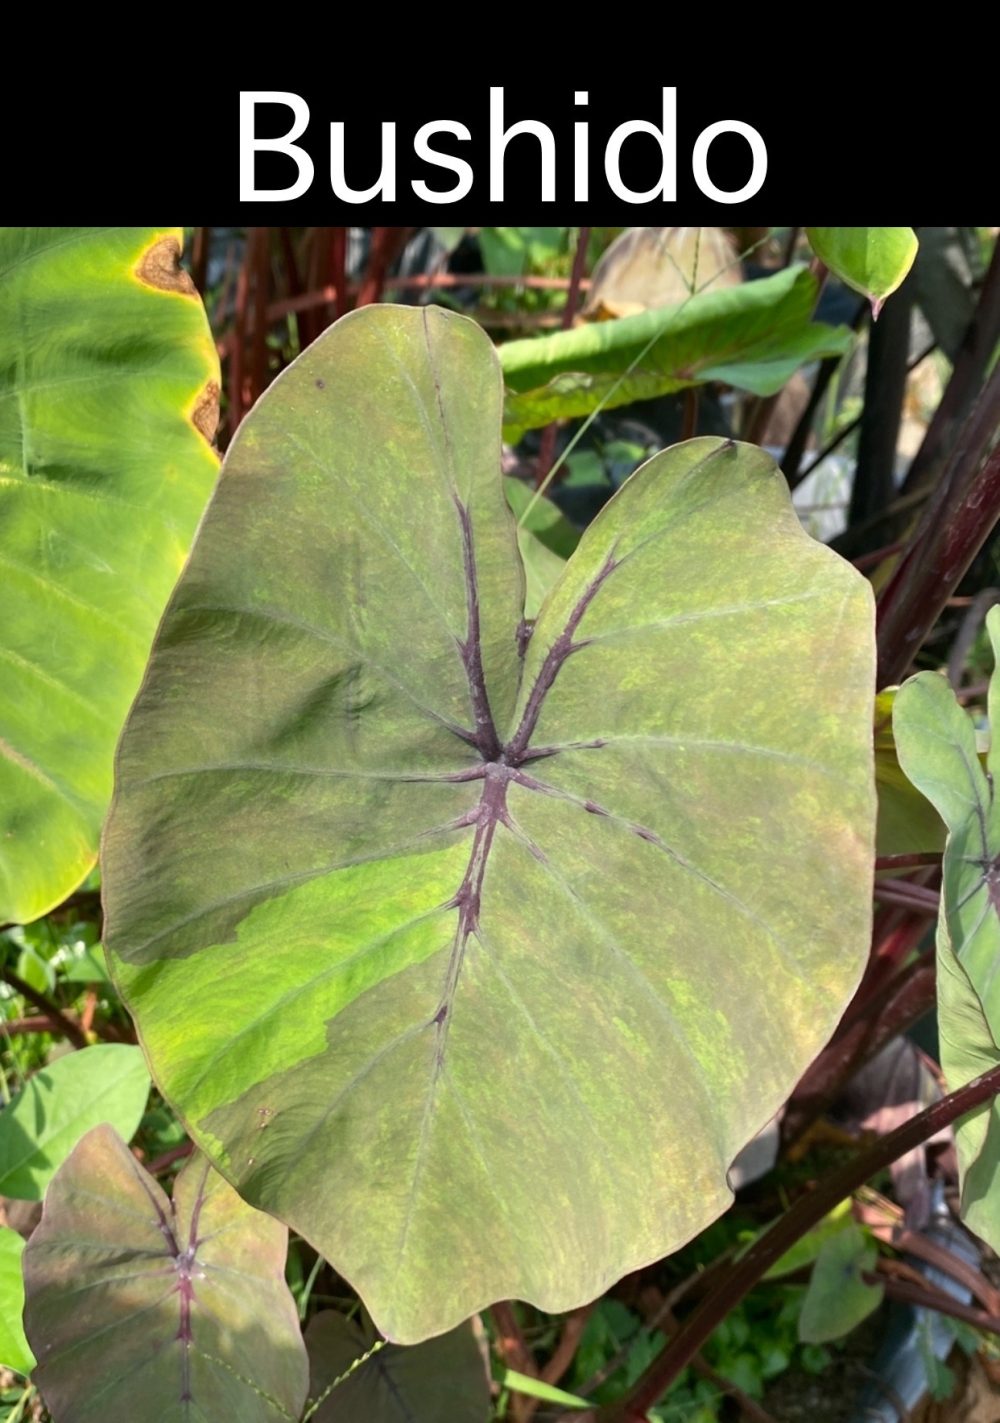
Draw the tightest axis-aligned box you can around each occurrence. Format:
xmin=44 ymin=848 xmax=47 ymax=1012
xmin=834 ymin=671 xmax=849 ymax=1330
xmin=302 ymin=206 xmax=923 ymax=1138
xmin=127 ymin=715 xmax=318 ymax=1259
xmin=22 ymin=1124 xmax=308 ymax=1423
xmin=806 ymin=229 xmax=918 ymax=318
xmin=304 ymin=1311 xmax=489 ymax=1422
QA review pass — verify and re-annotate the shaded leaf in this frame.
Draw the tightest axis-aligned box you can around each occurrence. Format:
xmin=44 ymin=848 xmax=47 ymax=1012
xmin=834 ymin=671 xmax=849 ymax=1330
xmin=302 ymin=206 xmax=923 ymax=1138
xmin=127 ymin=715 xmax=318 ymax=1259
xmin=503 ymin=478 xmax=577 ymax=619
xmin=22 ymin=1125 xmax=308 ymax=1423
xmin=894 ymin=616 xmax=1000 ymax=1252
xmin=500 ymin=267 xmax=852 ymax=436
xmin=305 ymin=1311 xmax=488 ymax=1422
xmin=798 ymin=1223 xmax=883 ymax=1343
xmin=103 ymin=307 xmax=876 ymax=1343
xmin=0 ymin=227 xmax=219 ymax=923
xmin=0 ymin=1043 xmax=149 ymax=1200
xmin=0 ymin=1225 xmax=34 ymax=1376
xmin=874 ymin=689 xmax=946 ymax=857
xmin=806 ymin=228 xmax=918 ymax=318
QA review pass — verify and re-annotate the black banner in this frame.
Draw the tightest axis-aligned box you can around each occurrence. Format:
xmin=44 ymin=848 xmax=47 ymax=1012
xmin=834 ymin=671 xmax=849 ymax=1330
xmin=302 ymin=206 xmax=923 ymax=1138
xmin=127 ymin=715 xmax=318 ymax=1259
xmin=11 ymin=73 xmax=988 ymax=223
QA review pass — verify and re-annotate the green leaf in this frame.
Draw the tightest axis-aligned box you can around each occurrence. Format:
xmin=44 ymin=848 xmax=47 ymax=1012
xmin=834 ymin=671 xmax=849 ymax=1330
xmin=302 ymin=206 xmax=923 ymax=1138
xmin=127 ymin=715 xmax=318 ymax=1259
xmin=22 ymin=1125 xmax=308 ymax=1423
xmin=0 ymin=1226 xmax=34 ymax=1376
xmin=103 ymin=306 xmax=876 ymax=1343
xmin=305 ymin=1311 xmax=489 ymax=1421
xmin=58 ymin=942 xmax=110 ymax=983
xmin=894 ymin=624 xmax=1000 ymax=1252
xmin=499 ymin=267 xmax=852 ymax=436
xmin=0 ymin=227 xmax=219 ymax=924
xmin=503 ymin=477 xmax=580 ymax=560
xmin=874 ymin=690 xmax=946 ymax=857
xmin=762 ymin=1199 xmax=853 ymax=1279
xmin=502 ymin=1369 xmax=589 ymax=1410
xmin=798 ymin=1223 xmax=883 ymax=1343
xmin=805 ymin=228 xmax=918 ymax=317
xmin=479 ymin=227 xmax=566 ymax=277
xmin=503 ymin=478 xmax=577 ymax=619
xmin=15 ymin=944 xmax=53 ymax=996
xmin=0 ymin=1043 xmax=150 ymax=1199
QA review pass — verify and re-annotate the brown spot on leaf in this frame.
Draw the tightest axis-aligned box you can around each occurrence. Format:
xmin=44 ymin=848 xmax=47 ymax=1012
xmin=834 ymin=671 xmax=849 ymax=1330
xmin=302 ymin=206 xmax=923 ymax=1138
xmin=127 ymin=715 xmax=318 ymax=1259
xmin=192 ymin=380 xmax=220 ymax=444
xmin=135 ymin=234 xmax=197 ymax=298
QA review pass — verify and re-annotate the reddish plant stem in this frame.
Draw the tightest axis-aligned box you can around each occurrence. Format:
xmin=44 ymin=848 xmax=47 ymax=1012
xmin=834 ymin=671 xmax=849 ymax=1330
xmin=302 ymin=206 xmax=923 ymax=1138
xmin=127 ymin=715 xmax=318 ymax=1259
xmin=521 ymin=1304 xmax=596 ymax=1421
xmin=249 ymin=228 xmax=271 ymax=406
xmin=888 ymin=1228 xmax=1000 ymax=1315
xmin=901 ymin=237 xmax=1000 ymax=498
xmin=0 ymin=967 xmax=88 ymax=1048
xmin=1 ymin=1014 xmax=76 ymax=1036
xmin=492 ymin=1300 xmax=538 ymax=1423
xmin=145 ymin=1141 xmax=194 ymax=1177
xmin=782 ymin=957 xmax=936 ymax=1148
xmin=876 ymin=365 xmax=1000 ymax=688
xmin=866 ymin=1270 xmax=1000 ymax=1336
xmin=872 ymin=881 xmax=940 ymax=912
xmin=681 ymin=387 xmax=699 ymax=441
xmin=534 ymin=227 xmax=591 ymax=489
xmin=330 ymin=227 xmax=349 ymax=319
xmin=874 ymin=852 xmax=943 ymax=871
xmin=228 ymin=241 xmax=251 ymax=433
xmin=355 ymin=227 xmax=411 ymax=308
xmin=851 ymin=539 xmax=907 ymax=572
xmin=595 ymin=1063 xmax=1000 ymax=1422
xmin=189 ymin=227 xmax=210 ymax=296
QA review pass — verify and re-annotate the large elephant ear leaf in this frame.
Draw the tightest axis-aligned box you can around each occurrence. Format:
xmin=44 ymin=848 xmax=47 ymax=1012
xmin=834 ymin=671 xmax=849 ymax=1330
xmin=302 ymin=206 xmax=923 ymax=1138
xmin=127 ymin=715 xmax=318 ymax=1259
xmin=894 ymin=611 xmax=1000 ymax=1250
xmin=102 ymin=305 xmax=876 ymax=1344
xmin=0 ymin=226 xmax=219 ymax=923
xmin=21 ymin=1124 xmax=309 ymax=1423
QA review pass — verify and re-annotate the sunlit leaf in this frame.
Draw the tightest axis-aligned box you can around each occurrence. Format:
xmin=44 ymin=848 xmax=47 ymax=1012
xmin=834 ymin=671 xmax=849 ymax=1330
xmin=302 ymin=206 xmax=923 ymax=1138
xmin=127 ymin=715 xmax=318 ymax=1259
xmin=0 ymin=227 xmax=219 ymax=923
xmin=103 ymin=306 xmax=876 ymax=1342
xmin=806 ymin=228 xmax=918 ymax=317
xmin=0 ymin=1225 xmax=34 ymax=1376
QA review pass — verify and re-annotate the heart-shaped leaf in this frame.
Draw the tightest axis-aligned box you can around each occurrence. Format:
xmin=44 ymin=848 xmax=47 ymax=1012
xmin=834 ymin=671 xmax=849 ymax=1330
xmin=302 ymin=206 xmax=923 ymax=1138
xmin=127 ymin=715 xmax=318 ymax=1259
xmin=500 ymin=266 xmax=852 ymax=436
xmin=805 ymin=228 xmax=918 ymax=318
xmin=0 ymin=227 xmax=219 ymax=923
xmin=305 ymin=1311 xmax=489 ymax=1422
xmin=797 ymin=1222 xmax=883 ymax=1344
xmin=102 ymin=306 xmax=876 ymax=1343
xmin=22 ymin=1125 xmax=308 ymax=1423
xmin=894 ymin=613 xmax=1000 ymax=1250
xmin=0 ymin=1043 xmax=150 ymax=1200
